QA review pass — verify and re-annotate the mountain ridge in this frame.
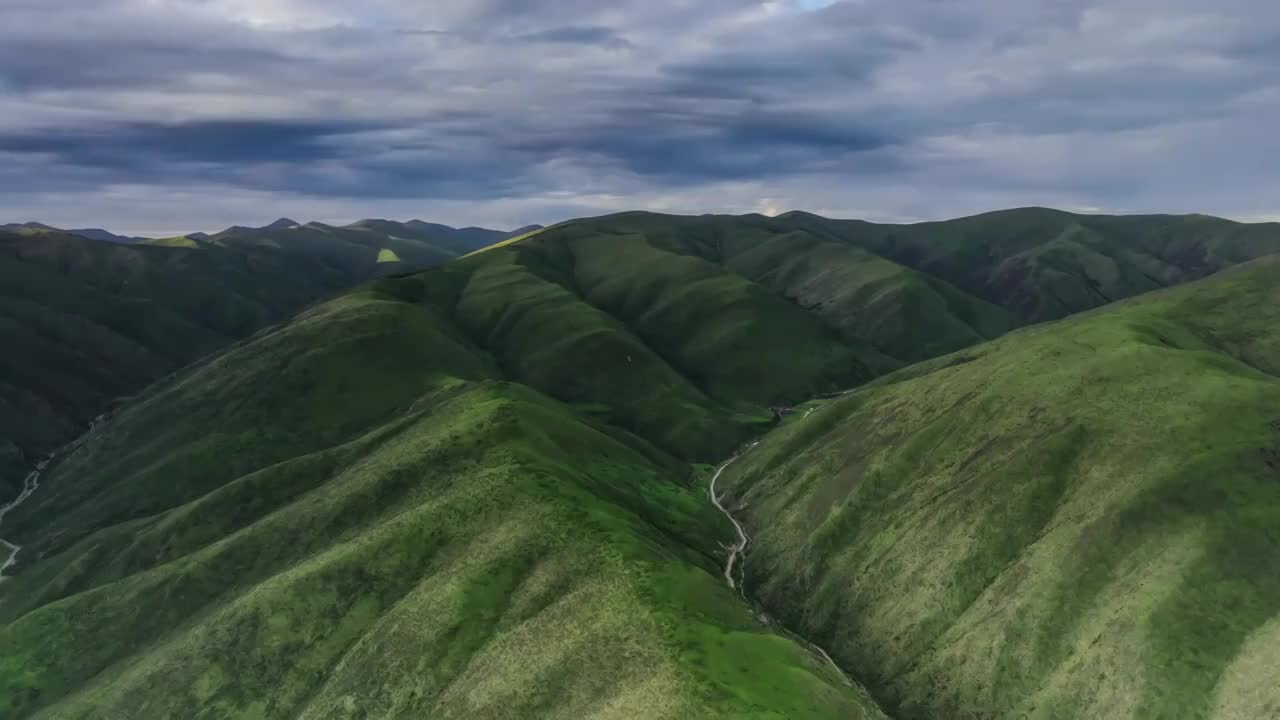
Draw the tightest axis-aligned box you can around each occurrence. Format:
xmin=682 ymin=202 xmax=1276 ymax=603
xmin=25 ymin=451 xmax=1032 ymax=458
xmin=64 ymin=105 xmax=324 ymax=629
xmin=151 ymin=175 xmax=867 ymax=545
xmin=0 ymin=218 xmax=532 ymax=506
xmin=716 ymin=255 xmax=1280 ymax=719
xmin=3 ymin=206 xmax=1280 ymax=718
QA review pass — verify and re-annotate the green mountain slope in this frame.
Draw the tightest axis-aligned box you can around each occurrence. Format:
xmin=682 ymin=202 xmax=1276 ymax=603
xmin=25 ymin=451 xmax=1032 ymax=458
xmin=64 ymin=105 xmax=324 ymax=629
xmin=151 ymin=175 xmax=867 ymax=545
xmin=0 ymin=283 xmax=886 ymax=719
xmin=716 ymin=257 xmax=1280 ymax=719
xmin=550 ymin=213 xmax=1015 ymax=367
xmin=781 ymin=207 xmax=1280 ymax=323
xmin=0 ymin=230 xmax=332 ymax=499
xmin=201 ymin=222 xmax=455 ymax=275
xmin=345 ymin=231 xmax=878 ymax=462
xmin=487 ymin=208 xmax=1280 ymax=363
xmin=5 ymin=207 xmax=1280 ymax=718
xmin=202 ymin=219 xmax=540 ymax=274
xmin=0 ymin=219 xmax=500 ymax=504
xmin=0 ymin=224 xmax=147 ymax=244
xmin=346 ymin=219 xmax=543 ymax=256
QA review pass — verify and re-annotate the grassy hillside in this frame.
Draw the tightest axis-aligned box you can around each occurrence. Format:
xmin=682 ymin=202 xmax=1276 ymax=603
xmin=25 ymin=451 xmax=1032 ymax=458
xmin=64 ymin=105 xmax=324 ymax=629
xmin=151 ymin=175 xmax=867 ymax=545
xmin=322 ymin=236 xmax=875 ymax=462
xmin=0 ymin=231 xmax=313 ymax=498
xmin=14 ymin=205 xmax=1271 ymax=502
xmin=0 ymin=224 xmax=146 ymax=244
xmin=0 ymin=283 xmax=886 ymax=719
xmin=6 ymin=206 xmax=1280 ymax=718
xmin=780 ymin=207 xmax=1280 ymax=323
xmin=546 ymin=213 xmax=1014 ymax=367
xmin=484 ymin=208 xmax=1280 ymax=365
xmin=202 ymin=222 xmax=455 ymax=276
xmin=203 ymin=219 xmax=539 ymax=275
xmin=0 ymin=221 xmax=489 ymax=504
xmin=716 ymin=257 xmax=1280 ymax=720
xmin=345 ymin=219 xmax=542 ymax=256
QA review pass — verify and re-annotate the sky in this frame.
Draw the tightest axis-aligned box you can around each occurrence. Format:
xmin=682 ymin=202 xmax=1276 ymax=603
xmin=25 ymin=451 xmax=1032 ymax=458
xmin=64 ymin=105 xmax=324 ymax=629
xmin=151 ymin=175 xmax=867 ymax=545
xmin=1 ymin=0 xmax=1278 ymax=236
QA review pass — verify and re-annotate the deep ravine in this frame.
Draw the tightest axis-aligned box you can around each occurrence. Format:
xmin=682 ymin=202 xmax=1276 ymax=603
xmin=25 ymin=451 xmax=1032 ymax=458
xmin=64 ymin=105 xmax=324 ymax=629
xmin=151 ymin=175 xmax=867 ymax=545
xmin=707 ymin=442 xmax=756 ymax=591
xmin=0 ymin=461 xmax=47 ymax=581
xmin=705 ymin=432 xmax=861 ymax=691
xmin=0 ymin=413 xmax=107 ymax=583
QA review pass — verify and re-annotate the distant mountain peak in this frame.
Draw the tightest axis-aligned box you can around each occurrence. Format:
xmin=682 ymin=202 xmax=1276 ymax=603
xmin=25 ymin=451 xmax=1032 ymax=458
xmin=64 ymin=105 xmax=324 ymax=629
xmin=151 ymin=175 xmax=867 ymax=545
xmin=1 ymin=222 xmax=147 ymax=243
xmin=0 ymin=222 xmax=59 ymax=234
xmin=264 ymin=218 xmax=300 ymax=230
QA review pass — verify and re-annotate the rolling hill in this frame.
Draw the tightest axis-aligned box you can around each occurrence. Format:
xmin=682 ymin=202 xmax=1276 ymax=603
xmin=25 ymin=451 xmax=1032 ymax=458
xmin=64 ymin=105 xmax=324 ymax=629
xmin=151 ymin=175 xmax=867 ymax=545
xmin=202 ymin=218 xmax=541 ymax=266
xmin=716 ymin=257 xmax=1280 ymax=719
xmin=3 ymin=207 xmax=1280 ymax=718
xmin=0 ymin=265 xmax=889 ymax=719
xmin=778 ymin=207 xmax=1280 ymax=322
xmin=0 ymin=223 xmax=149 ymax=244
xmin=474 ymin=208 xmax=1280 ymax=363
xmin=0 ymin=224 xmax=151 ymax=244
xmin=0 ymin=218 xmax=532 ymax=505
xmin=548 ymin=212 xmax=1015 ymax=366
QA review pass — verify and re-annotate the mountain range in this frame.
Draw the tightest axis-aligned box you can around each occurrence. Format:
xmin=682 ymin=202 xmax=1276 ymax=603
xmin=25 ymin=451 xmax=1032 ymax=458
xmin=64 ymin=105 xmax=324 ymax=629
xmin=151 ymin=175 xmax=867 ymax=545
xmin=0 ymin=218 xmax=538 ymax=503
xmin=1 ymin=219 xmax=543 ymax=250
xmin=1 ymin=207 xmax=1278 ymax=719
xmin=0 ymin=223 xmax=150 ymax=245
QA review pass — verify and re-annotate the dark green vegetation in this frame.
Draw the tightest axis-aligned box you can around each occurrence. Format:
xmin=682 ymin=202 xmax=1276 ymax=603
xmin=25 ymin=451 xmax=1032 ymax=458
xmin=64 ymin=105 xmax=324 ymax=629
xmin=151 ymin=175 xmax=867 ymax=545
xmin=5 ymin=207 xmax=1280 ymax=718
xmin=0 ymin=219 xmax=531 ymax=503
xmin=0 ymin=224 xmax=147 ymax=244
xmin=194 ymin=218 xmax=542 ymax=274
xmin=553 ymin=212 xmax=1016 ymax=367
xmin=470 ymin=207 xmax=1280 ymax=366
xmin=719 ymin=257 xmax=1280 ymax=720
xmin=780 ymin=207 xmax=1280 ymax=322
xmin=0 ymin=277 xmax=885 ymax=719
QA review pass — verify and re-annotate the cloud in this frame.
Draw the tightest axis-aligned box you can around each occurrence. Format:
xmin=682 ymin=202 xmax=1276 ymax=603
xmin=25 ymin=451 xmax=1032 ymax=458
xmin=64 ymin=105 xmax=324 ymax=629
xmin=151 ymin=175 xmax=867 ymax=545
xmin=514 ymin=26 xmax=634 ymax=48
xmin=0 ymin=0 xmax=1277 ymax=234
xmin=0 ymin=121 xmax=371 ymax=166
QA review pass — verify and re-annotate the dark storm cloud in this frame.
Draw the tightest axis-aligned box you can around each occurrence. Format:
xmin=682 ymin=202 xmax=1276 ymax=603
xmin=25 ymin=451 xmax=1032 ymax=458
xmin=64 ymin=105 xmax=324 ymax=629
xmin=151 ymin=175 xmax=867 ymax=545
xmin=0 ymin=121 xmax=371 ymax=167
xmin=0 ymin=38 xmax=286 ymax=92
xmin=507 ymin=103 xmax=897 ymax=183
xmin=0 ymin=118 xmax=525 ymax=200
xmin=1 ymin=0 xmax=1279 ymax=233
xmin=514 ymin=26 xmax=633 ymax=48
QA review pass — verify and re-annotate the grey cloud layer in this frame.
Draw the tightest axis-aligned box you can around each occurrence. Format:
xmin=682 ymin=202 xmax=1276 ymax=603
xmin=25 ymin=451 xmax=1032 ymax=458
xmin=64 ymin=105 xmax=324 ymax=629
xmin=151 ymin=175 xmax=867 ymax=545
xmin=1 ymin=0 xmax=1277 ymax=233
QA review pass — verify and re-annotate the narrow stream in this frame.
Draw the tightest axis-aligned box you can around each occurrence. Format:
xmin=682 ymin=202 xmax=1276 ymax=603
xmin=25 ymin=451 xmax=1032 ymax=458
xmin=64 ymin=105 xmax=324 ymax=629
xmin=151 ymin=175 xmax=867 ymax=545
xmin=0 ymin=413 xmax=106 ymax=582
xmin=0 ymin=459 xmax=49 ymax=581
xmin=706 ymin=434 xmax=857 ymax=688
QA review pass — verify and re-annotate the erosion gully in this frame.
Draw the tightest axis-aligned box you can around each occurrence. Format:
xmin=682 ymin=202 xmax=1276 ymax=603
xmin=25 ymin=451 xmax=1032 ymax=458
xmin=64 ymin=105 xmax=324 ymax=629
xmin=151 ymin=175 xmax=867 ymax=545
xmin=0 ymin=414 xmax=106 ymax=583
xmin=705 ymin=401 xmax=860 ymax=689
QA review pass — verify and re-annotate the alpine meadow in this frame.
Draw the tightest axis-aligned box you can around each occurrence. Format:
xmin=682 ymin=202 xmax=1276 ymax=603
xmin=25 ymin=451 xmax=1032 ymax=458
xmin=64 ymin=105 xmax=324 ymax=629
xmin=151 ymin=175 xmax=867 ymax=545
xmin=4 ymin=0 xmax=1280 ymax=718
xmin=3 ymin=209 xmax=1280 ymax=718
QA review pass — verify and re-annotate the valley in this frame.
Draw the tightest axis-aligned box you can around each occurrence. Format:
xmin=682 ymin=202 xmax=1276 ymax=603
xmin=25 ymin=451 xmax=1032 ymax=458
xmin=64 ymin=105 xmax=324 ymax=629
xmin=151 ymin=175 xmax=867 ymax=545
xmin=2 ymin=208 xmax=1279 ymax=718
xmin=6 ymin=0 xmax=1278 ymax=715
xmin=0 ymin=219 xmax=536 ymax=506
